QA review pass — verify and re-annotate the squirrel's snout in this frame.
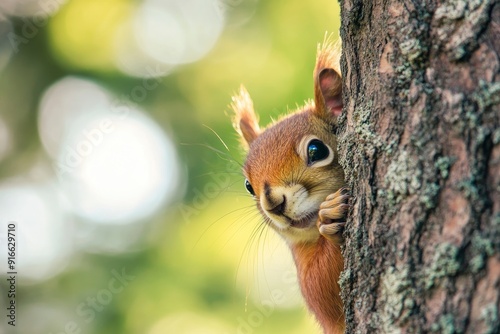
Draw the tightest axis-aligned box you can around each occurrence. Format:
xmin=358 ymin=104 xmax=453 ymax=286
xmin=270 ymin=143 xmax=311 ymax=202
xmin=268 ymin=195 xmax=286 ymax=216
xmin=260 ymin=183 xmax=320 ymax=231
xmin=261 ymin=184 xmax=307 ymax=219
xmin=261 ymin=183 xmax=289 ymax=217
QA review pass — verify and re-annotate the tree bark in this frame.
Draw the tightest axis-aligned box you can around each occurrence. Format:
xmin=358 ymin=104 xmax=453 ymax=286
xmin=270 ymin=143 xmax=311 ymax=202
xmin=337 ymin=1 xmax=500 ymax=333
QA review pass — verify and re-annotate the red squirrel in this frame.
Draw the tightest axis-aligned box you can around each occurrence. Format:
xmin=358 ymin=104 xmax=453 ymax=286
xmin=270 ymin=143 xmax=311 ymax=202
xmin=230 ymin=39 xmax=347 ymax=334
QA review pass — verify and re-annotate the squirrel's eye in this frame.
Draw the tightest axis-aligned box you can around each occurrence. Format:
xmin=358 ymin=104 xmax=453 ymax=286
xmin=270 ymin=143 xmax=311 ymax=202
xmin=307 ymin=139 xmax=329 ymax=164
xmin=245 ymin=179 xmax=255 ymax=196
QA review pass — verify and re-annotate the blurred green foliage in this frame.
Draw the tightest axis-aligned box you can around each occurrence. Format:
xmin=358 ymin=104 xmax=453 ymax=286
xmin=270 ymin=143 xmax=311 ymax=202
xmin=0 ymin=0 xmax=340 ymax=333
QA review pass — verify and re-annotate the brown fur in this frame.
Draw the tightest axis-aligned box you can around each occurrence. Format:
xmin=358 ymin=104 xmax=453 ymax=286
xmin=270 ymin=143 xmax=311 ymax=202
xmin=292 ymin=238 xmax=344 ymax=334
xmin=231 ymin=37 xmax=345 ymax=333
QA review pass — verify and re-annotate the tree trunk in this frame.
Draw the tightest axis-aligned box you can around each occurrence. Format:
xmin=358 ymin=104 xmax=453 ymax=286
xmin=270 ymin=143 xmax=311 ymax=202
xmin=337 ymin=1 xmax=500 ymax=333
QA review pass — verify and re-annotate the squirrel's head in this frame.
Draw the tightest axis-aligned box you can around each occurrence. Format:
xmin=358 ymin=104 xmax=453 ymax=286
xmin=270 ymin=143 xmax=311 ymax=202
xmin=231 ymin=40 xmax=344 ymax=244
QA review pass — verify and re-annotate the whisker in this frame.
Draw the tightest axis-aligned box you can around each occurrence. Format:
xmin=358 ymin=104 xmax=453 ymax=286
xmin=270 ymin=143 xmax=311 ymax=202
xmin=257 ymin=220 xmax=275 ymax=300
xmin=189 ymin=204 xmax=256 ymax=256
xmin=202 ymin=124 xmax=230 ymax=152
xmin=253 ymin=217 xmax=270 ymax=300
xmin=180 ymin=142 xmax=244 ymax=169
xmin=236 ymin=215 xmax=267 ymax=293
xmin=180 ymin=142 xmax=228 ymax=156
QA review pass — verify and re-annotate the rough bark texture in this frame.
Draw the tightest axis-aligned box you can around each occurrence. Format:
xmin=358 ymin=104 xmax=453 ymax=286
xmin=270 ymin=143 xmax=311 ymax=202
xmin=337 ymin=0 xmax=500 ymax=333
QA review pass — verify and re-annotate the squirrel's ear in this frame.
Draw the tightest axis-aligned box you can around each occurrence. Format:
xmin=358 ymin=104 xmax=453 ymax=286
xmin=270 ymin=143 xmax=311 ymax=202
xmin=313 ymin=36 xmax=343 ymax=121
xmin=315 ymin=68 xmax=342 ymax=118
xmin=231 ymin=86 xmax=261 ymax=148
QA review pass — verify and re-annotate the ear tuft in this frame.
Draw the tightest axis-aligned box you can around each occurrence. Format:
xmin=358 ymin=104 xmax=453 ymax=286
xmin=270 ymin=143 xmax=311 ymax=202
xmin=313 ymin=34 xmax=343 ymax=121
xmin=231 ymin=85 xmax=261 ymax=149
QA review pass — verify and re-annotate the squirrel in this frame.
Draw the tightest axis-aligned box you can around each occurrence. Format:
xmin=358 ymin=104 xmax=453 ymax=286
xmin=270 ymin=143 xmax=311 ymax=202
xmin=230 ymin=38 xmax=348 ymax=334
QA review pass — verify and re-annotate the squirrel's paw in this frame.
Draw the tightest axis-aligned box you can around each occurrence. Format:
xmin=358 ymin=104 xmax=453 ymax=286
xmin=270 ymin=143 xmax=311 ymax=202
xmin=317 ymin=188 xmax=350 ymax=238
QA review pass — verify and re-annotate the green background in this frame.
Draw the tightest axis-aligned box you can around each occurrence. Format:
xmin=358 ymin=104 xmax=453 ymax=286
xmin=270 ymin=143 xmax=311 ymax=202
xmin=0 ymin=0 xmax=340 ymax=333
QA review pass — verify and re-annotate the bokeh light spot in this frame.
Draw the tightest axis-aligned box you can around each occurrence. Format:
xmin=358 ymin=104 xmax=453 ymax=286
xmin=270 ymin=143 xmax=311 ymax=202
xmin=39 ymin=77 xmax=180 ymax=225
xmin=0 ymin=181 xmax=71 ymax=281
xmin=38 ymin=77 xmax=111 ymax=158
xmin=133 ymin=0 xmax=224 ymax=66
xmin=60 ymin=110 xmax=179 ymax=224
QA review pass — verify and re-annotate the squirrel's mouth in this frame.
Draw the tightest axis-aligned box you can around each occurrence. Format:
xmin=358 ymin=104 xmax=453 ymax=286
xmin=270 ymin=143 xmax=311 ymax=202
xmin=287 ymin=212 xmax=318 ymax=229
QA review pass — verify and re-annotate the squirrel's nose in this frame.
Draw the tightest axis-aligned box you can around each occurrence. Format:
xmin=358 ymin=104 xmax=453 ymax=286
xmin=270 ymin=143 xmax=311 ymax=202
xmin=268 ymin=195 xmax=286 ymax=216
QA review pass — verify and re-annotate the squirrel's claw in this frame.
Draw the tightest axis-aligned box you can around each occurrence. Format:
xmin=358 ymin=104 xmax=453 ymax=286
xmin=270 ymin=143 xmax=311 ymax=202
xmin=317 ymin=187 xmax=350 ymax=239
xmin=323 ymin=187 xmax=350 ymax=204
xmin=319 ymin=221 xmax=345 ymax=236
